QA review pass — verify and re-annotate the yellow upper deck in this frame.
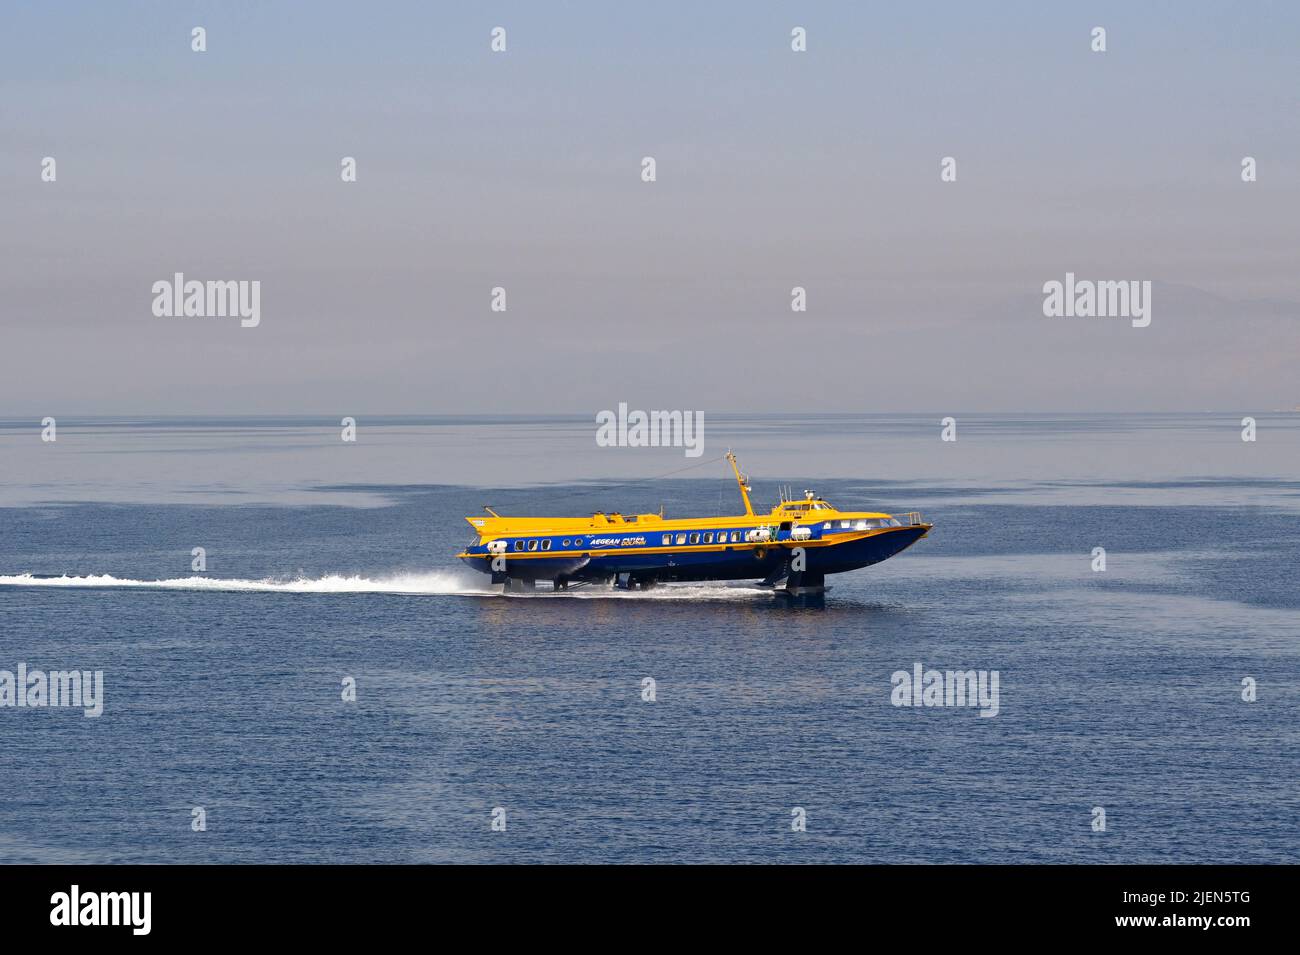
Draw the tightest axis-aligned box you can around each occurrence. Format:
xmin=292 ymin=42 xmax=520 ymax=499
xmin=463 ymin=503 xmax=894 ymax=540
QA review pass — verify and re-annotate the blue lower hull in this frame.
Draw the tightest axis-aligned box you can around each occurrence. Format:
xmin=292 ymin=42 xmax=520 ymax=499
xmin=460 ymin=526 xmax=927 ymax=585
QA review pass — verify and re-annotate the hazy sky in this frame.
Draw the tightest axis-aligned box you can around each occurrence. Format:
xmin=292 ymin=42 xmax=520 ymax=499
xmin=3 ymin=1 xmax=1298 ymax=414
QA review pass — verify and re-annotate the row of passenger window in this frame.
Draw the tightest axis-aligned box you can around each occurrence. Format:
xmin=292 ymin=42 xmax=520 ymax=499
xmin=508 ymin=531 xmax=741 ymax=552
xmin=505 ymin=522 xmax=898 ymax=553
xmin=512 ymin=538 xmax=583 ymax=552
xmin=833 ymin=518 xmax=903 ymax=529
xmin=661 ymin=531 xmax=740 ymax=545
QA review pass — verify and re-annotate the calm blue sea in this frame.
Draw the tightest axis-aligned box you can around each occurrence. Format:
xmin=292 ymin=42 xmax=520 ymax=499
xmin=1 ymin=414 xmax=1297 ymax=863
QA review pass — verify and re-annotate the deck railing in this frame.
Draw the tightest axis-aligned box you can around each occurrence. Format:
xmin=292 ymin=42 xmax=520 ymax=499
xmin=902 ymin=511 xmax=925 ymax=525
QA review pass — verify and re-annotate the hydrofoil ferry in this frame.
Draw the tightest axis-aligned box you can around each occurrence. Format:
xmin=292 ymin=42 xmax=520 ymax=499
xmin=458 ymin=452 xmax=930 ymax=597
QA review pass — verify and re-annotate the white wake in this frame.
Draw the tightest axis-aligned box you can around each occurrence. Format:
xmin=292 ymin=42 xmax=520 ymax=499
xmin=0 ymin=571 xmax=477 ymax=595
xmin=0 ymin=571 xmax=764 ymax=600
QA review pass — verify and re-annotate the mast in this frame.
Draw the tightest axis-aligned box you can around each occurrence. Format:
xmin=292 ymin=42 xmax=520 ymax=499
xmin=726 ymin=450 xmax=755 ymax=516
